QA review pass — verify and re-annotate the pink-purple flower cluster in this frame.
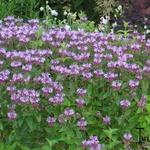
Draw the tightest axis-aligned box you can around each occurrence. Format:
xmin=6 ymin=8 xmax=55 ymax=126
xmin=0 ymin=16 xmax=39 ymax=44
xmin=10 ymin=89 xmax=40 ymax=105
xmin=82 ymin=136 xmax=102 ymax=150
xmin=0 ymin=16 xmax=149 ymax=149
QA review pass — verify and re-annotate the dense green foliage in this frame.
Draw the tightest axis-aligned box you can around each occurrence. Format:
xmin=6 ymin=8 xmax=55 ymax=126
xmin=0 ymin=15 xmax=149 ymax=149
xmin=0 ymin=0 xmax=120 ymax=21
xmin=0 ymin=1 xmax=150 ymax=150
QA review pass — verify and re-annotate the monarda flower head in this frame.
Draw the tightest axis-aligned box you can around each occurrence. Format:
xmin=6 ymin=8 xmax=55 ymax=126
xmin=10 ymin=61 xmax=22 ymax=68
xmin=77 ymin=88 xmax=87 ymax=97
xmin=123 ymin=133 xmax=132 ymax=145
xmin=102 ymin=116 xmax=111 ymax=125
xmin=42 ymin=86 xmax=53 ymax=96
xmin=7 ymin=104 xmax=17 ymax=121
xmin=82 ymin=136 xmax=102 ymax=150
xmin=77 ymin=118 xmax=87 ymax=131
xmin=129 ymin=80 xmax=139 ymax=89
xmin=47 ymin=116 xmax=56 ymax=127
xmin=58 ymin=114 xmax=66 ymax=124
xmin=76 ymin=98 xmax=85 ymax=108
xmin=137 ymin=95 xmax=147 ymax=109
xmin=64 ymin=108 xmax=75 ymax=118
xmin=111 ymin=81 xmax=122 ymax=90
xmin=7 ymin=110 xmax=17 ymax=121
xmin=120 ymin=100 xmax=131 ymax=109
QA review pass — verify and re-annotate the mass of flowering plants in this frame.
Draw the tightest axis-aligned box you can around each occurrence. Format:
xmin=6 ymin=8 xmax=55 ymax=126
xmin=0 ymin=16 xmax=150 ymax=150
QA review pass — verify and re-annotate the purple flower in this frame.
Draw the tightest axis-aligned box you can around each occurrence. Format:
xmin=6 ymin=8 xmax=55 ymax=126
xmin=123 ymin=133 xmax=132 ymax=141
xmin=82 ymin=72 xmax=93 ymax=80
xmin=82 ymin=136 xmax=102 ymax=150
xmin=22 ymin=64 xmax=32 ymax=72
xmin=47 ymin=116 xmax=56 ymax=127
xmin=64 ymin=108 xmax=75 ymax=118
xmin=0 ymin=70 xmax=10 ymax=83
xmin=42 ymin=87 xmax=53 ymax=96
xmin=6 ymin=86 xmax=16 ymax=93
xmin=111 ymin=81 xmax=122 ymax=90
xmin=11 ymin=61 xmax=22 ymax=68
xmin=94 ymin=70 xmax=104 ymax=77
xmin=49 ymin=93 xmax=64 ymax=105
xmin=76 ymin=98 xmax=85 ymax=108
xmin=123 ymin=133 xmax=132 ymax=145
xmin=58 ymin=114 xmax=66 ymax=124
xmin=130 ymin=43 xmax=141 ymax=51
xmin=77 ymin=88 xmax=87 ymax=97
xmin=10 ymin=89 xmax=40 ymax=105
xmin=120 ymin=100 xmax=131 ymax=109
xmin=11 ymin=73 xmax=23 ymax=83
xmin=137 ymin=95 xmax=147 ymax=109
xmin=104 ymin=72 xmax=118 ymax=82
xmin=0 ymin=60 xmax=4 ymax=66
xmin=103 ymin=116 xmax=111 ymax=125
xmin=129 ymin=80 xmax=139 ymax=89
xmin=7 ymin=110 xmax=17 ymax=120
xmin=51 ymin=59 xmax=60 ymax=65
xmin=77 ymin=118 xmax=87 ymax=130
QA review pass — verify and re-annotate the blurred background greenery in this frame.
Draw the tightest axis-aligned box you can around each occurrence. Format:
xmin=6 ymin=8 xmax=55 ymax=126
xmin=0 ymin=0 xmax=149 ymax=31
xmin=0 ymin=0 xmax=121 ymax=22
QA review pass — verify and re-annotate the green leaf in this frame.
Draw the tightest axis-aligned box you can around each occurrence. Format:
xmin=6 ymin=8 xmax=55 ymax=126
xmin=87 ymin=84 xmax=93 ymax=97
xmin=41 ymin=145 xmax=51 ymax=150
xmin=26 ymin=117 xmax=34 ymax=131
xmin=107 ymin=140 xmax=120 ymax=149
xmin=46 ymin=138 xmax=58 ymax=150
xmin=104 ymin=128 xmax=119 ymax=139
xmin=73 ymin=0 xmax=84 ymax=8
xmin=6 ymin=143 xmax=17 ymax=150
xmin=18 ymin=119 xmax=24 ymax=127
xmin=36 ymin=115 xmax=41 ymax=123
xmin=146 ymin=104 xmax=150 ymax=112
xmin=0 ymin=122 xmax=3 ymax=131
xmin=17 ymin=143 xmax=31 ymax=150
xmin=64 ymin=98 xmax=71 ymax=106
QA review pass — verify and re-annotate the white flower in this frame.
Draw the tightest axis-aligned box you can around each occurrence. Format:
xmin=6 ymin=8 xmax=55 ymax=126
xmin=144 ymin=25 xmax=147 ymax=29
xmin=51 ymin=10 xmax=58 ymax=16
xmin=98 ymin=24 xmax=105 ymax=31
xmin=64 ymin=11 xmax=67 ymax=16
xmin=63 ymin=19 xmax=67 ymax=23
xmin=78 ymin=28 xmax=84 ymax=32
xmin=42 ymin=20 xmax=46 ymax=23
xmin=46 ymin=5 xmax=51 ymax=10
xmin=46 ymin=1 xmax=49 ymax=4
xmin=72 ymin=13 xmax=77 ymax=19
xmin=144 ymin=17 xmax=148 ymax=21
xmin=106 ymin=16 xmax=110 ymax=20
xmin=118 ymin=5 xmax=122 ymax=11
xmin=68 ymin=12 xmax=71 ymax=16
xmin=111 ymin=29 xmax=114 ymax=33
xmin=101 ymin=17 xmax=108 ymax=25
xmin=134 ymin=25 xmax=137 ymax=28
xmin=95 ymin=29 xmax=98 ymax=32
xmin=65 ymin=25 xmax=71 ymax=30
xmin=40 ymin=7 xmax=44 ymax=11
xmin=112 ymin=22 xmax=117 ymax=28
xmin=146 ymin=29 xmax=150 ymax=34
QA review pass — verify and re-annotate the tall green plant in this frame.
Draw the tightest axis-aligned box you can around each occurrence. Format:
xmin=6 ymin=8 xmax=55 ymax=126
xmin=0 ymin=0 xmax=16 ymax=18
xmin=0 ymin=0 xmax=39 ymax=19
xmin=95 ymin=0 xmax=118 ymax=16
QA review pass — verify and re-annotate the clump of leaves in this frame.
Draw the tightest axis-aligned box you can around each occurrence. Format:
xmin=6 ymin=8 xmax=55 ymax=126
xmin=95 ymin=0 xmax=119 ymax=16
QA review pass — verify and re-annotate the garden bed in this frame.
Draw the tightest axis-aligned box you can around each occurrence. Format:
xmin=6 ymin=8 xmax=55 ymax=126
xmin=0 ymin=16 xmax=150 ymax=150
